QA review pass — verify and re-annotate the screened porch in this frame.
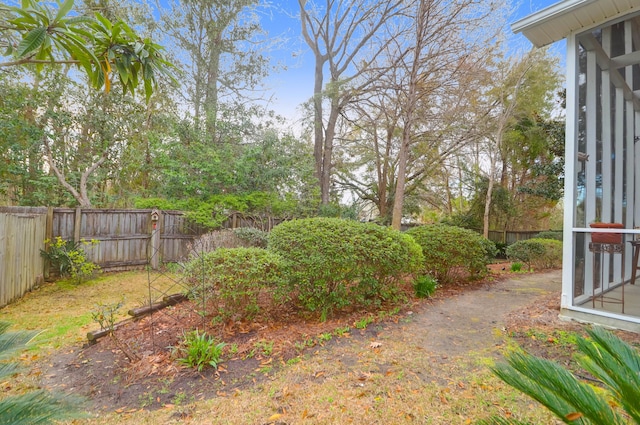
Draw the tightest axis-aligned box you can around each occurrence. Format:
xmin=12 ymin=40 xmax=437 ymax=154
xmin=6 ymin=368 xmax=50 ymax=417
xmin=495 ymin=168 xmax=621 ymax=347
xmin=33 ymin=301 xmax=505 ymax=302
xmin=513 ymin=1 xmax=640 ymax=332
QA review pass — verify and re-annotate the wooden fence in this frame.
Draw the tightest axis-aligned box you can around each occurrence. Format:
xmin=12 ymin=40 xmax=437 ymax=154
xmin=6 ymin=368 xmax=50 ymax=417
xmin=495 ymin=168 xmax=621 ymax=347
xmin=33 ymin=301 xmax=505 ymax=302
xmin=0 ymin=207 xmax=47 ymax=307
xmin=221 ymin=212 xmax=285 ymax=232
xmin=0 ymin=207 xmax=207 ymax=307
xmin=50 ymin=208 xmax=206 ymax=272
xmin=486 ymin=229 xmax=554 ymax=244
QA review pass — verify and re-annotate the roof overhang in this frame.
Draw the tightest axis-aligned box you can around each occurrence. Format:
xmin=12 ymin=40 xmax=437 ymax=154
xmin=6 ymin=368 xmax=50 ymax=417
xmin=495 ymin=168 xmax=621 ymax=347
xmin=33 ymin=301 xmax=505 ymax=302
xmin=512 ymin=0 xmax=640 ymax=48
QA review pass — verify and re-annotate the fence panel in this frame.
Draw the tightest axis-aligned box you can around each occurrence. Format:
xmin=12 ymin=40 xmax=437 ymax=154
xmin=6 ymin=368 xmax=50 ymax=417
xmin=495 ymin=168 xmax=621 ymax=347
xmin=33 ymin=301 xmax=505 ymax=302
xmin=160 ymin=210 xmax=207 ymax=263
xmin=48 ymin=208 xmax=205 ymax=271
xmin=77 ymin=209 xmax=152 ymax=271
xmin=0 ymin=208 xmax=47 ymax=307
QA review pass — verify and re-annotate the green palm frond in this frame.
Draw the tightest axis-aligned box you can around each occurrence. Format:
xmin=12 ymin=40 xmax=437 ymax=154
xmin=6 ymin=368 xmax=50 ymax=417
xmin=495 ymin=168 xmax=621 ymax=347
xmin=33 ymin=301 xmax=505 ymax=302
xmin=0 ymin=321 xmax=84 ymax=424
xmin=577 ymin=327 xmax=640 ymax=424
xmin=480 ymin=326 xmax=640 ymax=425
xmin=0 ymin=390 xmax=82 ymax=425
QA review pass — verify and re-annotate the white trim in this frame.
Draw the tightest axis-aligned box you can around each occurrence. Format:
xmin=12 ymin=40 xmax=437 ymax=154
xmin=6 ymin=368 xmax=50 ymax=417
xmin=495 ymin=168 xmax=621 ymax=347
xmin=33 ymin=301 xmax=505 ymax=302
xmin=512 ymin=0 xmax=640 ymax=48
xmin=562 ymin=304 xmax=640 ymax=324
xmin=562 ymin=33 xmax=578 ymax=310
xmin=511 ymin=0 xmax=597 ymax=34
xmin=624 ymin=19 xmax=634 ymax=278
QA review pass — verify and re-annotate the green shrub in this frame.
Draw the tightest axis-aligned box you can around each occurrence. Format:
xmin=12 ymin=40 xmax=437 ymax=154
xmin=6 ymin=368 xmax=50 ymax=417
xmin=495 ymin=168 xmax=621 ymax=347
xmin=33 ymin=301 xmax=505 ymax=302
xmin=494 ymin=242 xmax=508 ymax=259
xmin=183 ymin=248 xmax=285 ymax=320
xmin=174 ymin=330 xmax=225 ymax=372
xmin=479 ymin=238 xmax=499 ymax=262
xmin=413 ymin=275 xmax=438 ymax=298
xmin=233 ymin=227 xmax=268 ymax=248
xmin=267 ymin=218 xmax=423 ymax=319
xmin=40 ymin=236 xmax=100 ymax=284
xmin=534 ymin=230 xmax=563 ymax=241
xmin=505 ymin=238 xmax=562 ymax=271
xmin=405 ymin=225 xmax=491 ymax=284
xmin=534 ymin=238 xmax=563 ymax=269
xmin=505 ymin=239 xmax=544 ymax=271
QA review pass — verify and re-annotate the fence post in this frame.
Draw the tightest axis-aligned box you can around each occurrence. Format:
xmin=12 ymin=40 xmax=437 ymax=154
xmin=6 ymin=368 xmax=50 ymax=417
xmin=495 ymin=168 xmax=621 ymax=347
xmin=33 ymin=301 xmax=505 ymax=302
xmin=74 ymin=207 xmax=82 ymax=243
xmin=150 ymin=209 xmax=161 ymax=270
xmin=44 ymin=207 xmax=54 ymax=280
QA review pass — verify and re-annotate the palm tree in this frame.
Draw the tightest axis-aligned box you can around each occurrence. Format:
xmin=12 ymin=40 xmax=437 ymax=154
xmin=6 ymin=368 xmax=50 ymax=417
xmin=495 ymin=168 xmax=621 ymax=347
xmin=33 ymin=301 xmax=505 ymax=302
xmin=0 ymin=321 xmax=82 ymax=424
xmin=479 ymin=326 xmax=640 ymax=425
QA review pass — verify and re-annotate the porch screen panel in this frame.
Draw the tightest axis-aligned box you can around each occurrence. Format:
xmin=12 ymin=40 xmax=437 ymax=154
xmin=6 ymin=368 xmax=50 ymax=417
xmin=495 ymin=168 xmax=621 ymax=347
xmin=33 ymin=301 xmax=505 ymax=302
xmin=572 ymin=14 xmax=640 ymax=313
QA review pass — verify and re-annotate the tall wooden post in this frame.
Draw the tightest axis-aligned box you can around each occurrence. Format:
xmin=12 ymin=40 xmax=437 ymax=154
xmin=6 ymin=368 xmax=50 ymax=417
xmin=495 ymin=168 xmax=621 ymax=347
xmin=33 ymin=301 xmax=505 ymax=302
xmin=74 ymin=207 xmax=82 ymax=243
xmin=44 ymin=207 xmax=54 ymax=280
xmin=150 ymin=209 xmax=161 ymax=270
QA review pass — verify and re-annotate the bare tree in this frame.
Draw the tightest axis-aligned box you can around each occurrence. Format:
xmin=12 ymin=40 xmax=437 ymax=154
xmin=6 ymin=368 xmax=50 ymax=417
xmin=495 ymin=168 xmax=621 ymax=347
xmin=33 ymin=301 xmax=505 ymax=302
xmin=388 ymin=0 xmax=505 ymax=229
xmin=334 ymin=0 xmax=504 ymax=227
xmin=298 ymin=0 xmax=412 ymax=205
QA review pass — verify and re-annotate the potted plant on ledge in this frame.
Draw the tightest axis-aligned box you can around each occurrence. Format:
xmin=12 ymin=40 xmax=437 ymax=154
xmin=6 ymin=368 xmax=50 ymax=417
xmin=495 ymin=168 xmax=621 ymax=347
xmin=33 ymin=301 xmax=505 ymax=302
xmin=589 ymin=220 xmax=624 ymax=244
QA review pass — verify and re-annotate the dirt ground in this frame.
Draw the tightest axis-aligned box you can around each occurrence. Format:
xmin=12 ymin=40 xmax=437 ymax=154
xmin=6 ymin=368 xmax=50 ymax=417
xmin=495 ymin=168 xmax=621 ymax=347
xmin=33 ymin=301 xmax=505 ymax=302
xmin=37 ymin=265 xmax=640 ymax=414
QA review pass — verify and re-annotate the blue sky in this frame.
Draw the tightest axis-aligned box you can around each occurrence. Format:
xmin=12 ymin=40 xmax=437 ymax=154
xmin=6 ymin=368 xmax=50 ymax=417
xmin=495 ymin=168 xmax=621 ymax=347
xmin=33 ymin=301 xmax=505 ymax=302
xmin=261 ymin=0 xmax=564 ymax=123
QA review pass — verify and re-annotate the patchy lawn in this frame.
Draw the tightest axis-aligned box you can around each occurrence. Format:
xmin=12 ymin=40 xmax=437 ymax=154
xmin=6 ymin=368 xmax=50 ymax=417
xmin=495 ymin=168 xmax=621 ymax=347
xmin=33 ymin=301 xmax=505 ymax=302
xmin=1 ymin=265 xmax=638 ymax=424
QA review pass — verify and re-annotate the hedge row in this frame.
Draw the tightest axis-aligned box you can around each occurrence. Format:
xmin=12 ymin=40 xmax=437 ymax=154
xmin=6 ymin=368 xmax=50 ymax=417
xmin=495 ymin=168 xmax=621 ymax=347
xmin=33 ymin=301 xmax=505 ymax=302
xmin=184 ymin=219 xmax=496 ymax=320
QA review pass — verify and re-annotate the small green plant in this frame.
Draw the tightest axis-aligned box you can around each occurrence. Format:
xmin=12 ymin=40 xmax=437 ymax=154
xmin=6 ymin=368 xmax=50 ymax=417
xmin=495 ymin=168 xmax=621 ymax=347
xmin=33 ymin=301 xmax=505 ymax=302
xmin=254 ymin=340 xmax=274 ymax=357
xmin=480 ymin=326 xmax=640 ymax=425
xmin=510 ymin=262 xmax=523 ymax=272
xmin=174 ymin=330 xmax=225 ymax=372
xmin=317 ymin=333 xmax=332 ymax=343
xmin=294 ymin=336 xmax=316 ymax=352
xmin=334 ymin=326 xmax=351 ymax=336
xmin=41 ymin=236 xmax=100 ymax=284
xmin=138 ymin=392 xmax=155 ymax=408
xmin=354 ymin=316 xmax=374 ymax=330
xmin=171 ymin=392 xmax=189 ymax=406
xmin=91 ymin=298 xmax=125 ymax=333
xmin=413 ymin=275 xmax=438 ymax=298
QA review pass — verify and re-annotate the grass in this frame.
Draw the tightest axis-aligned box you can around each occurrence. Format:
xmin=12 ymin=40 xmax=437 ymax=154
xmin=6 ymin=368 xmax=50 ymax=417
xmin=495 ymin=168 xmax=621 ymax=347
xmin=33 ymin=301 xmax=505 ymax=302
xmin=0 ymin=271 xmax=179 ymax=357
xmin=0 ymin=270 xmax=559 ymax=424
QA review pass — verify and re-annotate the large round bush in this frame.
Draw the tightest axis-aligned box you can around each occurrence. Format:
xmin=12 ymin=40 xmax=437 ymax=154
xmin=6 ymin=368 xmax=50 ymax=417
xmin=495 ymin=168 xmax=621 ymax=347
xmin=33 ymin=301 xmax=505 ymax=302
xmin=506 ymin=238 xmax=562 ymax=270
xmin=405 ymin=224 xmax=492 ymax=284
xmin=267 ymin=218 xmax=423 ymax=319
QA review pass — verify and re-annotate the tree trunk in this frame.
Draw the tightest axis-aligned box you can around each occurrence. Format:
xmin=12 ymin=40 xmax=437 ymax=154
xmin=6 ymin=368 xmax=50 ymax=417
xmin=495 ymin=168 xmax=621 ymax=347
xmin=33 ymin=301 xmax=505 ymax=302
xmin=312 ymin=58 xmax=324 ymax=192
xmin=483 ymin=156 xmax=496 ymax=238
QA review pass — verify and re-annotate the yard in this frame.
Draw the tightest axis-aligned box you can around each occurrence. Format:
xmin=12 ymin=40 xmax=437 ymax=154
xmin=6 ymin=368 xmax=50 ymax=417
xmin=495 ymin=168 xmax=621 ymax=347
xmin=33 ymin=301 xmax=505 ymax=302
xmin=2 ymin=265 xmax=637 ymax=425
